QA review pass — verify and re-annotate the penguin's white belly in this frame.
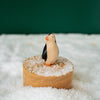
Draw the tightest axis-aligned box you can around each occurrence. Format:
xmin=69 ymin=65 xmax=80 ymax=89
xmin=46 ymin=43 xmax=58 ymax=64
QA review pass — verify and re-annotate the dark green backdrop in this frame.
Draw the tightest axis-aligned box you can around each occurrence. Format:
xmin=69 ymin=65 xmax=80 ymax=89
xmin=0 ymin=0 xmax=100 ymax=34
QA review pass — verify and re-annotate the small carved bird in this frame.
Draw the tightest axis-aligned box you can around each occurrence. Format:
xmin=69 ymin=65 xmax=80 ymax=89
xmin=42 ymin=33 xmax=59 ymax=66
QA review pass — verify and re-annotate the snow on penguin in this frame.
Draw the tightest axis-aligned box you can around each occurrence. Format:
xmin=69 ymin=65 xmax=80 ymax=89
xmin=42 ymin=33 xmax=59 ymax=66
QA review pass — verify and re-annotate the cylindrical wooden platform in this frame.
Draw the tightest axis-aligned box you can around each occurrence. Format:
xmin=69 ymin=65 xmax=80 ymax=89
xmin=23 ymin=55 xmax=74 ymax=89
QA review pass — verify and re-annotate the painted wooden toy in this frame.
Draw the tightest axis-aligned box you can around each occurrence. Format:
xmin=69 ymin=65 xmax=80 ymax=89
xmin=42 ymin=33 xmax=59 ymax=66
xmin=23 ymin=33 xmax=74 ymax=89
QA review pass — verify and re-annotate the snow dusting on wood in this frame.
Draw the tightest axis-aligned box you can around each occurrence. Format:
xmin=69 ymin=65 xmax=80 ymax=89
xmin=23 ymin=55 xmax=74 ymax=76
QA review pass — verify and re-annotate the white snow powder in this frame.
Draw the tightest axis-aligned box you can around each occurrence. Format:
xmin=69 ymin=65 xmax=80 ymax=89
xmin=23 ymin=55 xmax=74 ymax=76
xmin=0 ymin=34 xmax=100 ymax=100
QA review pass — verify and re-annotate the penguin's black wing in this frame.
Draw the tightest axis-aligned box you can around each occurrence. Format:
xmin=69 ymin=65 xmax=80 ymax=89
xmin=42 ymin=44 xmax=47 ymax=61
xmin=55 ymin=40 xmax=59 ymax=54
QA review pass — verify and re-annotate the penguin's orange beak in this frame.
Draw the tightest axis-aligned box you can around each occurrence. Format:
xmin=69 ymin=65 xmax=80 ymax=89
xmin=45 ymin=36 xmax=49 ymax=40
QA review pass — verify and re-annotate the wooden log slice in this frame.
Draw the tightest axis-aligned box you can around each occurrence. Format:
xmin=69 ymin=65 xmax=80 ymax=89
xmin=23 ymin=55 xmax=74 ymax=89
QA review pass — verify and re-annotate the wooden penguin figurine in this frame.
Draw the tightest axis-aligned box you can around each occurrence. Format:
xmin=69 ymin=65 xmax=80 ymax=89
xmin=42 ymin=33 xmax=59 ymax=66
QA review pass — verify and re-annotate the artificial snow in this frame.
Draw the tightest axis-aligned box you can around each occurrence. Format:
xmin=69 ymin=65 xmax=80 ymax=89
xmin=23 ymin=56 xmax=73 ymax=76
xmin=0 ymin=34 xmax=100 ymax=100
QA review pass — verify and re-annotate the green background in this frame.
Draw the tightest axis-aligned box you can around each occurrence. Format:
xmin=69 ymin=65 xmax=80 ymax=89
xmin=0 ymin=0 xmax=100 ymax=34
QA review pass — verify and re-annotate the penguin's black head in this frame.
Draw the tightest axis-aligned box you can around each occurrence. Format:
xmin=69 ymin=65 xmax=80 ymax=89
xmin=46 ymin=33 xmax=56 ymax=42
xmin=48 ymin=33 xmax=52 ymax=35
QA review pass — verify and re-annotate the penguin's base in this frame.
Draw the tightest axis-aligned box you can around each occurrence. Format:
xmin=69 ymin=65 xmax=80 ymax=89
xmin=23 ymin=55 xmax=74 ymax=89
